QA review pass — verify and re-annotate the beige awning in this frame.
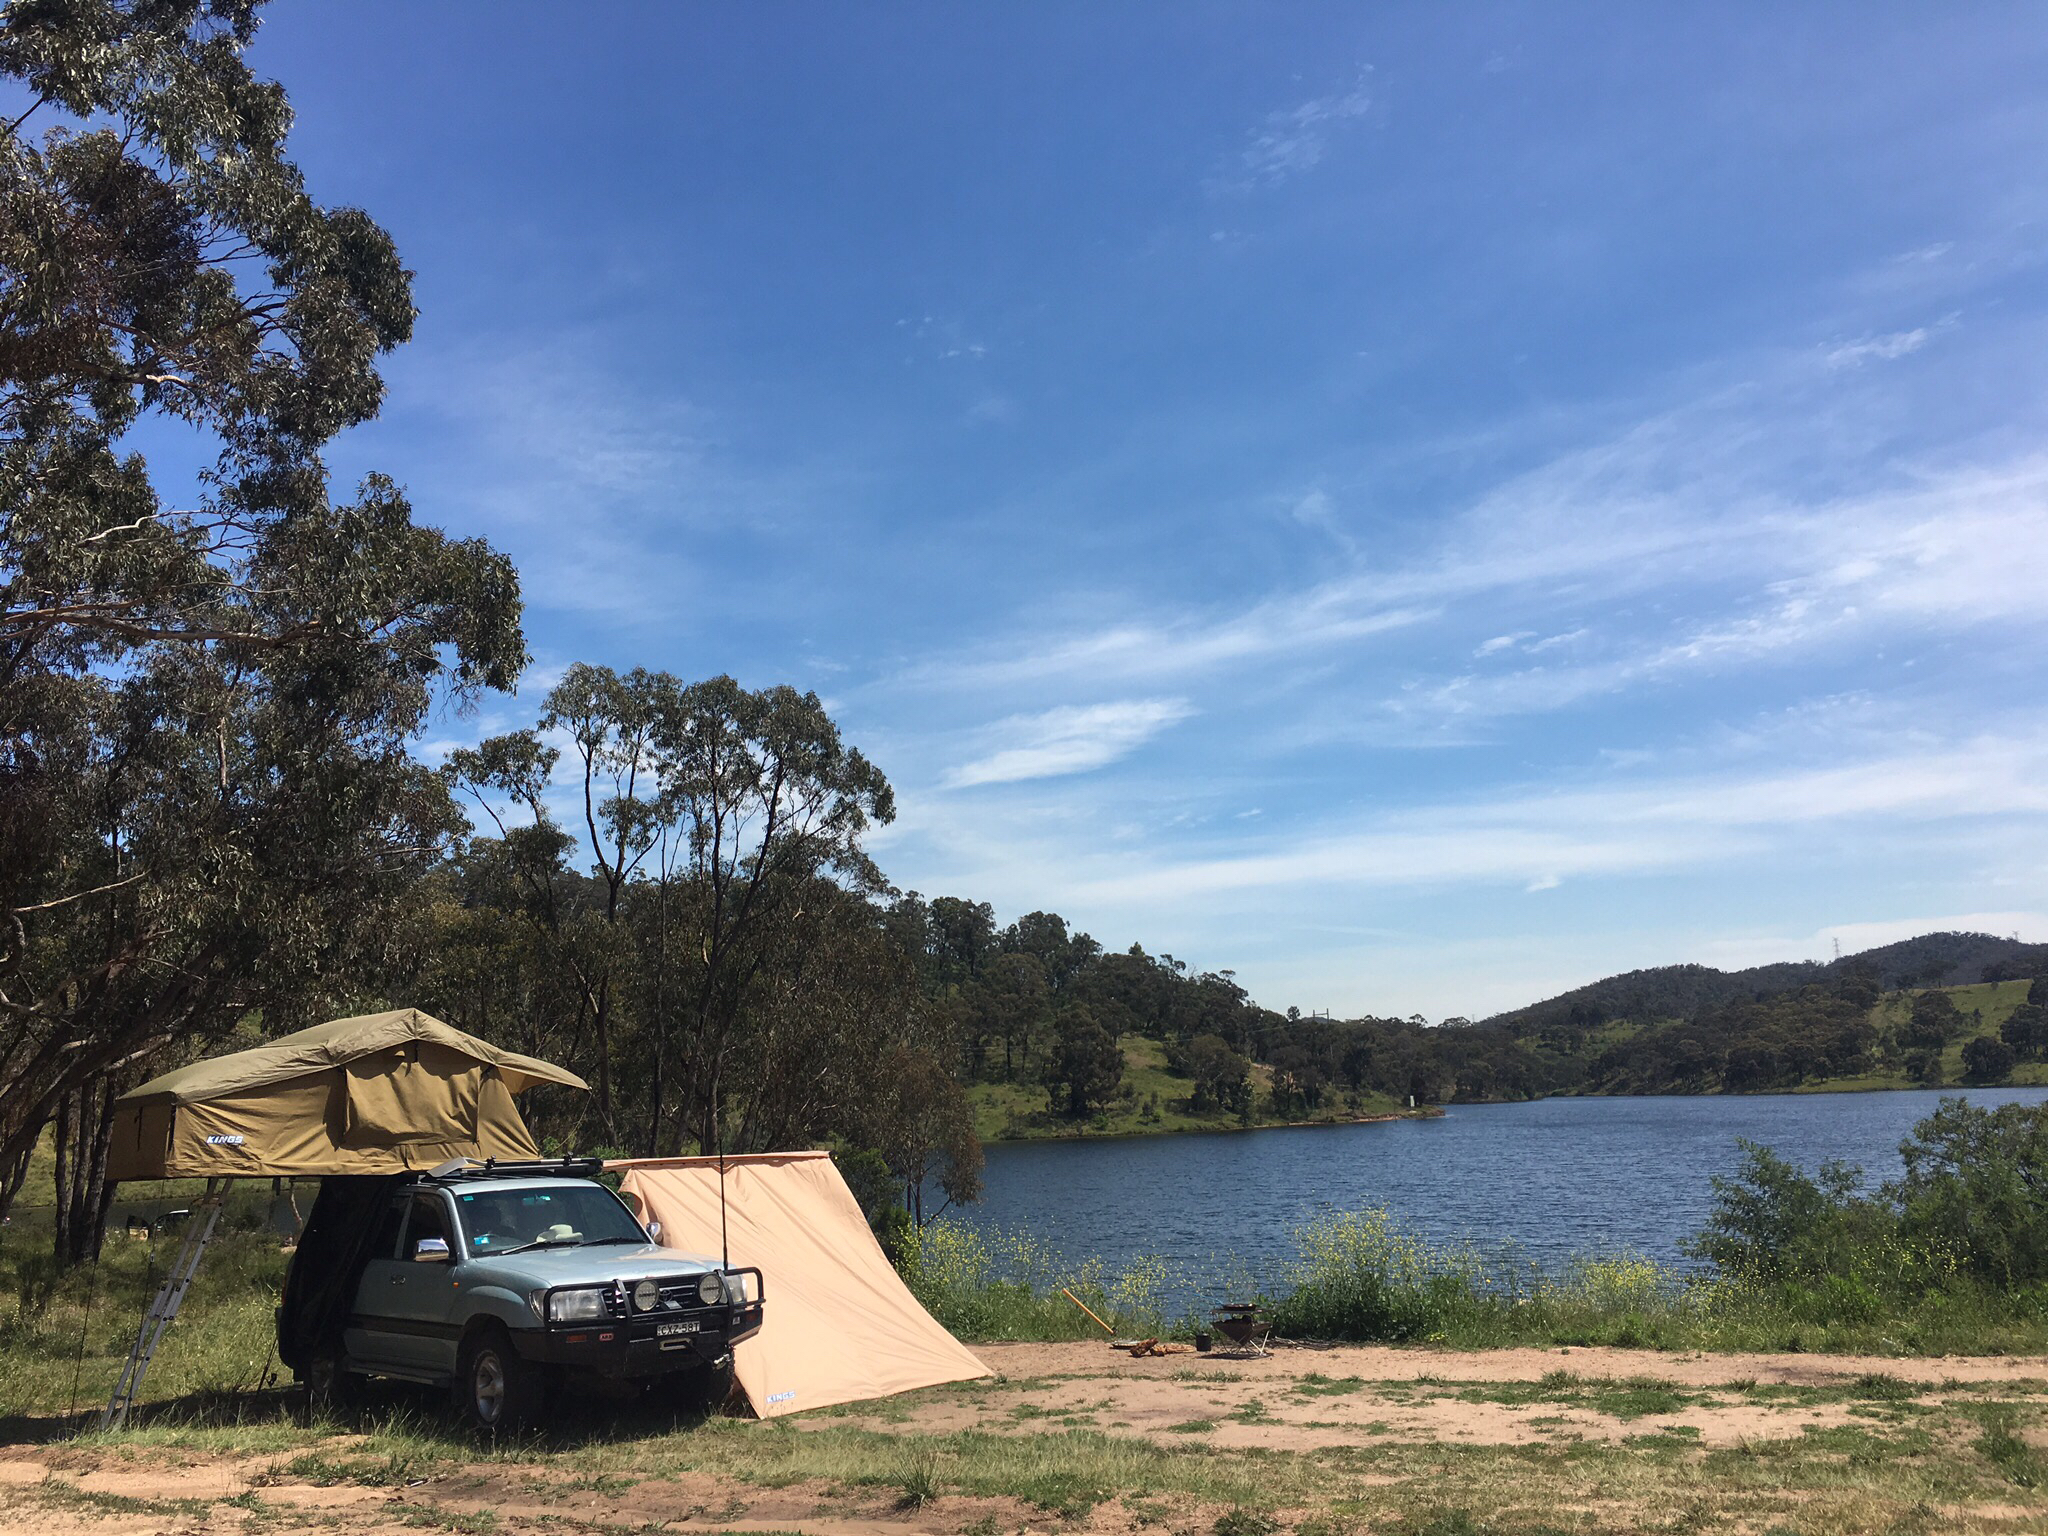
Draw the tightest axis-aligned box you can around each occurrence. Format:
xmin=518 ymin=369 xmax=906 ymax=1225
xmin=612 ymin=1151 xmax=989 ymax=1418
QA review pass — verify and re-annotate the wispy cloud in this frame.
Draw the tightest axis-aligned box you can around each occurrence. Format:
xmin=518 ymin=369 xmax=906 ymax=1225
xmin=916 ymin=592 xmax=1434 ymax=691
xmin=1214 ymin=71 xmax=1373 ymax=192
xmin=370 ymin=335 xmax=848 ymax=631
xmin=945 ymin=698 xmax=1195 ymax=788
xmin=1388 ymin=457 xmax=2048 ymax=726
xmin=1826 ymin=327 xmax=1932 ymax=369
xmin=945 ymin=732 xmax=2048 ymax=908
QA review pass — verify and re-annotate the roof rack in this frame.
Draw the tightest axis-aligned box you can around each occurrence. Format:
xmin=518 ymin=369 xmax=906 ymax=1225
xmin=423 ymin=1156 xmax=604 ymax=1182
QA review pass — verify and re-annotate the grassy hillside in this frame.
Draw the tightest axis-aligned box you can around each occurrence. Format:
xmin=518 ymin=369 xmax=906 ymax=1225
xmin=1487 ymin=930 xmax=2048 ymax=1033
xmin=1548 ymin=979 xmax=2048 ymax=1097
xmin=967 ymin=1034 xmax=1413 ymax=1143
xmin=1790 ymin=978 xmax=2048 ymax=1093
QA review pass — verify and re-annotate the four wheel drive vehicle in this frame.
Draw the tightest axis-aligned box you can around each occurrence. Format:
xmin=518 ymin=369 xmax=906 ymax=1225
xmin=277 ymin=1159 xmax=763 ymax=1429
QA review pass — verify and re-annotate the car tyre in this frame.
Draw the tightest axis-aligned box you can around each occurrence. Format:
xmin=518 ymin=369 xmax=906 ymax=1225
xmin=302 ymin=1353 xmax=363 ymax=1420
xmin=685 ymin=1355 xmax=739 ymax=1417
xmin=455 ymin=1325 xmax=542 ymax=1433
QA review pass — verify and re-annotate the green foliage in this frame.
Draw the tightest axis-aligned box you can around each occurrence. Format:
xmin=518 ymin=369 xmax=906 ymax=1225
xmin=2001 ymin=1001 xmax=2048 ymax=1058
xmin=894 ymin=1218 xmax=1170 ymax=1341
xmin=1179 ymin=1033 xmax=1253 ymax=1115
xmin=1895 ymin=1099 xmax=2048 ymax=1286
xmin=1268 ymin=1210 xmax=1515 ymax=1342
xmin=1682 ymin=1142 xmax=1894 ymax=1285
xmin=1044 ymin=1003 xmax=1123 ymax=1119
xmin=1963 ymin=1034 xmax=2018 ymax=1082
xmin=0 ymin=0 xmax=524 ymax=1240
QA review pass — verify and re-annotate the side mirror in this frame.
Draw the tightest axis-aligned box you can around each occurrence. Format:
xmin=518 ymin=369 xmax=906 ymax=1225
xmin=645 ymin=1220 xmax=662 ymax=1242
xmin=413 ymin=1237 xmax=451 ymax=1263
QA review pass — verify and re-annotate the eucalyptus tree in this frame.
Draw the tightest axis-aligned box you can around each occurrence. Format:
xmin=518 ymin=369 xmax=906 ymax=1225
xmin=652 ymin=674 xmax=895 ymax=1155
xmin=0 ymin=1 xmax=523 ymax=1244
xmin=448 ymin=669 xmax=896 ymax=1158
xmin=446 ymin=665 xmax=668 ymax=1140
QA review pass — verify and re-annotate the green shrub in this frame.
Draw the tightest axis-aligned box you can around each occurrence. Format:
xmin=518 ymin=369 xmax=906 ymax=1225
xmin=895 ymin=1219 xmax=1172 ymax=1340
xmin=1896 ymin=1098 xmax=2048 ymax=1286
xmin=1682 ymin=1141 xmax=1894 ymax=1284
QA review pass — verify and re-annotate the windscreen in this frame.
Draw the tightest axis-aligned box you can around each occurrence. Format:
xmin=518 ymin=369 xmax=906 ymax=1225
xmin=452 ymin=1183 xmax=646 ymax=1253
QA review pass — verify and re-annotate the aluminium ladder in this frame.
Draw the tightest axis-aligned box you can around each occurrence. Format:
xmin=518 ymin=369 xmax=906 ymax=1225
xmin=101 ymin=1177 xmax=230 ymax=1429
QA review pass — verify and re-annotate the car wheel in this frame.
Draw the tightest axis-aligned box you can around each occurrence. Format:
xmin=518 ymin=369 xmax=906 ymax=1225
xmin=684 ymin=1355 xmax=739 ymax=1416
xmin=302 ymin=1354 xmax=362 ymax=1419
xmin=455 ymin=1326 xmax=542 ymax=1432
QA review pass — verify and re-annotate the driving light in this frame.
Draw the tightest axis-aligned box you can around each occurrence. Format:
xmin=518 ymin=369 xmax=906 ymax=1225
xmin=696 ymin=1271 xmax=726 ymax=1306
xmin=632 ymin=1279 xmax=661 ymax=1312
xmin=548 ymin=1288 xmax=607 ymax=1323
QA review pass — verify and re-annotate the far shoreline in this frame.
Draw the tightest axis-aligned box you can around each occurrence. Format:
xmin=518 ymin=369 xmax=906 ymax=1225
xmin=984 ymin=1104 xmax=1445 ymax=1146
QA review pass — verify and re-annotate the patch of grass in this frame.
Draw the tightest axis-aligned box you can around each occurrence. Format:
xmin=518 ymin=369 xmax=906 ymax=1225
xmin=273 ymin=1447 xmax=440 ymax=1487
xmin=895 ymin=1444 xmax=941 ymax=1508
xmin=28 ymin=1478 xmax=214 ymax=1519
xmin=560 ymin=1470 xmax=636 ymax=1494
xmin=1451 ymin=1374 xmax=1701 ymax=1421
xmin=1973 ymin=1407 xmax=2045 ymax=1487
xmin=1167 ymin=1418 xmax=1218 ymax=1434
xmin=1293 ymin=1373 xmax=1369 ymax=1397
xmin=393 ymin=1501 xmax=499 ymax=1533
xmin=1214 ymin=1509 xmax=1281 ymax=1536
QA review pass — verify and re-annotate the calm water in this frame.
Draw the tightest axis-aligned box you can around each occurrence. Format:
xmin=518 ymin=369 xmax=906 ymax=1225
xmin=967 ymin=1088 xmax=2048 ymax=1299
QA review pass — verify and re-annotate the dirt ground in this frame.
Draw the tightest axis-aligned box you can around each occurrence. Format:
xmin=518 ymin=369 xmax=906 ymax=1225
xmin=6 ymin=1340 xmax=2048 ymax=1536
xmin=946 ymin=1340 xmax=2048 ymax=1449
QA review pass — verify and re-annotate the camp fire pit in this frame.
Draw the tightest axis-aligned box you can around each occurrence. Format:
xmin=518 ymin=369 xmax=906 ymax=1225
xmin=1210 ymin=1302 xmax=1271 ymax=1358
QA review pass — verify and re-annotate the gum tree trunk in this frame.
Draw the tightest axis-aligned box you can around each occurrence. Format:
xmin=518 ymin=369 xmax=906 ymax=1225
xmin=52 ymin=1077 xmax=117 ymax=1264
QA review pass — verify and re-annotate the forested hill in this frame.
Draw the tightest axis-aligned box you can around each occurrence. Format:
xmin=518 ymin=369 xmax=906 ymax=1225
xmin=1483 ymin=932 xmax=2048 ymax=1035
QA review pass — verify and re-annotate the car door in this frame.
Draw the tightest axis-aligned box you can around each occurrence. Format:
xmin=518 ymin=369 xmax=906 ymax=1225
xmin=379 ymin=1191 xmax=464 ymax=1377
xmin=342 ymin=1193 xmax=411 ymax=1369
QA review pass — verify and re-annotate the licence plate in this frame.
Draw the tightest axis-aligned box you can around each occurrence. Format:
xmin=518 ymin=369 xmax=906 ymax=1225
xmin=656 ymin=1319 xmax=700 ymax=1337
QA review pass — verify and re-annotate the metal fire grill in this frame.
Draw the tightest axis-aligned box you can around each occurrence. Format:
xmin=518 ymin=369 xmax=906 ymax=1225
xmin=1210 ymin=1302 xmax=1272 ymax=1358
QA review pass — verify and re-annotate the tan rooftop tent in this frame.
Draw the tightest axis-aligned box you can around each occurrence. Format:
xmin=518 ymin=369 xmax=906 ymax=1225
xmin=107 ymin=1008 xmax=587 ymax=1181
xmin=613 ymin=1151 xmax=989 ymax=1418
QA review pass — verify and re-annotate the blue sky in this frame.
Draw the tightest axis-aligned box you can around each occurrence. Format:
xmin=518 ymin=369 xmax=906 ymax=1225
xmin=240 ymin=4 xmax=2048 ymax=1018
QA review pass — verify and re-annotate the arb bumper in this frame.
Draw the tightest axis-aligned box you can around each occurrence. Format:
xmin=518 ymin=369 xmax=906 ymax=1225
xmin=515 ymin=1298 xmax=764 ymax=1376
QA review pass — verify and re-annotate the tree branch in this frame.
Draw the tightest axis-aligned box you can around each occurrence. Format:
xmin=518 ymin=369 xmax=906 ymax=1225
xmin=11 ymin=872 xmax=147 ymax=915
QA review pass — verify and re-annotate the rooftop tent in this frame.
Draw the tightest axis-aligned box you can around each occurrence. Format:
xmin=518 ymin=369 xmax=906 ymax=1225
xmin=612 ymin=1151 xmax=989 ymax=1418
xmin=106 ymin=1008 xmax=587 ymax=1181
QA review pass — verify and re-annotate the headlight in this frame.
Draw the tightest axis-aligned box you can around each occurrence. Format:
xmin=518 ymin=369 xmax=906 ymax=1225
xmin=548 ymin=1287 xmax=608 ymax=1323
xmin=696 ymin=1271 xmax=726 ymax=1306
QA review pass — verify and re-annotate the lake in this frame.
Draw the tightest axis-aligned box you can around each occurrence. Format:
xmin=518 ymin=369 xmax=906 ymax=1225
xmin=966 ymin=1087 xmax=2048 ymax=1301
